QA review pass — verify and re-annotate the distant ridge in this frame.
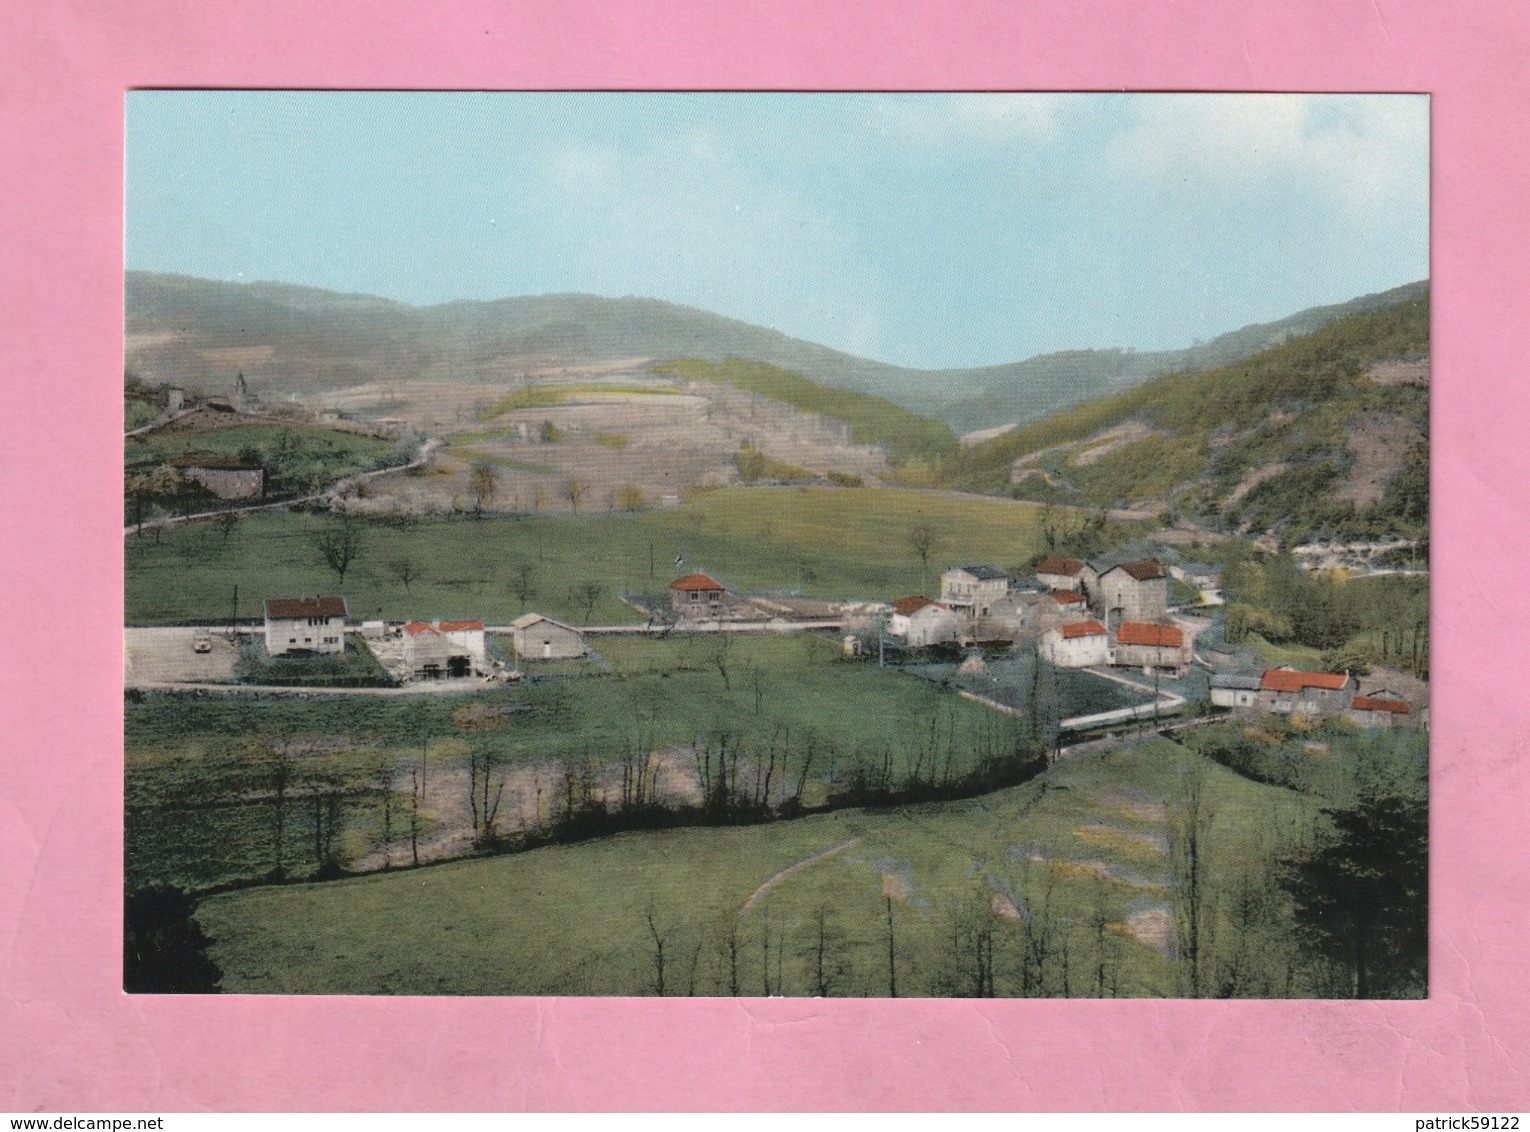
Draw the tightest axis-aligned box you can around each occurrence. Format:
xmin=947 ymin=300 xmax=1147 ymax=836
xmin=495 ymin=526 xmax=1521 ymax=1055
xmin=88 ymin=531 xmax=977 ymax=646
xmin=125 ymin=271 xmax=1428 ymax=433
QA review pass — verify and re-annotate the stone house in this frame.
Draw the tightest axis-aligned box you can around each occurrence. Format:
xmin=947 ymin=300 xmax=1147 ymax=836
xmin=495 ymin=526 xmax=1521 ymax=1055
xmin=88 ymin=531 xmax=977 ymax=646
xmin=1257 ymin=668 xmax=1357 ymax=716
xmin=1110 ymin=621 xmax=1190 ymax=677
xmin=1040 ymin=620 xmax=1110 ymax=668
xmin=264 ymin=596 xmax=347 ymax=656
xmin=669 ymin=573 xmax=730 ymax=621
xmin=939 ymin=564 xmax=1010 ymax=620
xmin=510 ymin=613 xmax=587 ymax=661
xmin=1347 ymin=691 xmax=1412 ymax=728
xmin=1035 ymin=557 xmax=1085 ymax=592
xmin=1210 ymin=672 xmax=1262 ymax=709
xmin=888 ymin=596 xmax=961 ymax=648
xmin=168 ymin=456 xmax=265 ymax=500
xmin=1085 ymin=560 xmax=1169 ymax=629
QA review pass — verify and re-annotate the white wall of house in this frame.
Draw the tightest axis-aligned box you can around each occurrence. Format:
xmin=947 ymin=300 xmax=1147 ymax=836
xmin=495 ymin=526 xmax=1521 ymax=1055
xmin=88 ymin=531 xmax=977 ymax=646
xmin=892 ymin=605 xmax=961 ymax=647
xmin=265 ymin=615 xmax=344 ymax=656
xmin=512 ymin=619 xmax=586 ymax=661
xmin=1040 ymin=628 xmax=1109 ymax=668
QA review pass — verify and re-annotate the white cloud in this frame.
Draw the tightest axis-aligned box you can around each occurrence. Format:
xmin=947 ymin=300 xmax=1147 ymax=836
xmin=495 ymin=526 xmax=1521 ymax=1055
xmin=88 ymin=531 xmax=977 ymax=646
xmin=867 ymin=93 xmax=1075 ymax=149
xmin=1105 ymin=94 xmax=1428 ymax=221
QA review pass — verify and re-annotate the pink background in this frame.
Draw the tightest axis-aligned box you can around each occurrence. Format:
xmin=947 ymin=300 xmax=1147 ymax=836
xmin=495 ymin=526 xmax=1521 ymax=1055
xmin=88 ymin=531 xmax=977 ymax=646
xmin=2 ymin=0 xmax=1526 ymax=1112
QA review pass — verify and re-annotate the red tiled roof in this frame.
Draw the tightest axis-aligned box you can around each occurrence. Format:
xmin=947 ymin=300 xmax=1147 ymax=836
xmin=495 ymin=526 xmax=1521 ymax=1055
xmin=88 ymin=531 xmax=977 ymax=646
xmin=1261 ymin=669 xmax=1352 ymax=693
xmin=1051 ymin=589 xmax=1087 ymax=604
xmin=892 ymin=596 xmax=943 ymax=616
xmin=1352 ymin=696 xmax=1410 ymax=714
xmin=670 ymin=573 xmax=724 ymax=591
xmin=264 ymin=596 xmax=347 ymax=620
xmin=1116 ymin=622 xmax=1184 ymax=647
xmin=439 ymin=620 xmax=484 ymax=632
xmin=403 ymin=621 xmax=441 ymax=637
xmin=1106 ymin=559 xmax=1167 ymax=581
xmin=1061 ymin=620 xmax=1108 ymax=639
xmin=1036 ymin=557 xmax=1084 ymax=576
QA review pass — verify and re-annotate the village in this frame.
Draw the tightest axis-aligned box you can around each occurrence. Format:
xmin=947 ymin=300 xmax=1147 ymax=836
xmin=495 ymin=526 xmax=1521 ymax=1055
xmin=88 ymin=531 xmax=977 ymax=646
xmin=128 ymin=528 xmax=1424 ymax=741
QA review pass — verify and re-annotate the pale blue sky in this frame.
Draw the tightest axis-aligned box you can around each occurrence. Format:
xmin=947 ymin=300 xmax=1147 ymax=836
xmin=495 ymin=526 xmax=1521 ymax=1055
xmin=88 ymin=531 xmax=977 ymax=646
xmin=126 ymin=91 xmax=1428 ymax=370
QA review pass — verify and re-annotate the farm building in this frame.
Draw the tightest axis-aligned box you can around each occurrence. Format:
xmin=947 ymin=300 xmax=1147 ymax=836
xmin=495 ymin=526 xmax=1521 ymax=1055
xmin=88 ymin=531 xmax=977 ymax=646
xmin=670 ymin=573 xmax=731 ymax=621
xmin=1040 ymin=620 xmax=1110 ymax=668
xmin=888 ymin=596 xmax=961 ymax=648
xmin=402 ymin=621 xmax=476 ymax=680
xmin=1111 ymin=621 xmax=1190 ymax=677
xmin=939 ymin=564 xmax=1010 ymax=620
xmin=511 ymin=613 xmax=587 ymax=661
xmin=438 ymin=620 xmax=488 ymax=668
xmin=1050 ymin=589 xmax=1089 ymax=613
xmin=264 ymin=596 xmax=347 ymax=657
xmin=1258 ymin=668 xmax=1357 ymax=717
xmin=1035 ymin=557 xmax=1085 ymax=592
xmin=167 ymin=455 xmax=265 ymax=500
xmin=1210 ymin=673 xmax=1262 ymax=709
xmin=1347 ymin=691 xmax=1413 ymax=728
xmin=1084 ymin=560 xmax=1169 ymax=629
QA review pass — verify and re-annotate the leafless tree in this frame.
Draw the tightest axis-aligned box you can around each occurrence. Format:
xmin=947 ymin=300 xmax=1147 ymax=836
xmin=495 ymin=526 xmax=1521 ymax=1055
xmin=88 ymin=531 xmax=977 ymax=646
xmin=644 ymin=903 xmax=678 ymax=996
xmin=313 ymin=515 xmax=365 ymax=586
xmin=389 ymin=556 xmax=423 ymax=592
xmin=1170 ymin=766 xmax=1214 ymax=996
xmin=908 ymin=521 xmax=940 ymax=592
xmin=215 ymin=510 xmax=241 ymax=542
xmin=508 ymin=561 xmax=537 ymax=607
xmin=565 ymin=478 xmax=585 ymax=515
xmin=571 ymin=580 xmax=605 ymax=623
xmin=471 ymin=460 xmax=496 ymax=510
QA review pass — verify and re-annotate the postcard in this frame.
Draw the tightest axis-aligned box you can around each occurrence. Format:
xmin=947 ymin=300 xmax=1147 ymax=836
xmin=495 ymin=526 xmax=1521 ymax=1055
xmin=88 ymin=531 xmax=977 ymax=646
xmin=122 ymin=91 xmax=1429 ymax=1002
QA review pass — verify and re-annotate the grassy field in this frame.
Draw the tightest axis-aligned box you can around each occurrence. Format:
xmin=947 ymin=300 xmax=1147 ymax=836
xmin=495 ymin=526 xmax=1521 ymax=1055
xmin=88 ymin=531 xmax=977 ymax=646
xmin=194 ymin=736 xmax=1330 ymax=997
xmin=125 ymin=422 xmax=403 ymax=495
xmin=125 ymin=486 xmax=1054 ymax=626
xmin=126 ymin=635 xmax=1008 ymax=890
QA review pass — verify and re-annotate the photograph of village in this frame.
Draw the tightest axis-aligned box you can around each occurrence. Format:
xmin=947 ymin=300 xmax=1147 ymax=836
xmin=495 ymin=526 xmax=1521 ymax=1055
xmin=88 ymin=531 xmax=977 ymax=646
xmin=124 ymin=92 xmax=1428 ymax=998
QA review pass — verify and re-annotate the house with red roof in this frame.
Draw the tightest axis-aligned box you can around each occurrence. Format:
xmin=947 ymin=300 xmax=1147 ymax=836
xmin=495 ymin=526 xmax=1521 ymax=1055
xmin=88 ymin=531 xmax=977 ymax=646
xmin=263 ymin=596 xmax=347 ymax=656
xmin=669 ymin=572 xmax=731 ymax=621
xmin=1257 ymin=667 xmax=1357 ymax=716
xmin=1346 ymin=690 xmax=1413 ymax=729
xmin=1110 ymin=621 xmax=1191 ymax=677
xmin=1040 ymin=619 xmax=1109 ymax=668
xmin=888 ymin=596 xmax=961 ymax=648
xmin=1035 ymin=557 xmax=1085 ymax=592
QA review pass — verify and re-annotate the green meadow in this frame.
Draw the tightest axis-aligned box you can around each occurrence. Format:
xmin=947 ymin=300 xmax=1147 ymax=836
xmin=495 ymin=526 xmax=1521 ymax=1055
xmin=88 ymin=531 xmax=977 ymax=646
xmin=125 ymin=486 xmax=1057 ymax=626
xmin=126 ymin=635 xmax=1006 ymax=891
xmin=195 ymin=737 xmax=1332 ymax=997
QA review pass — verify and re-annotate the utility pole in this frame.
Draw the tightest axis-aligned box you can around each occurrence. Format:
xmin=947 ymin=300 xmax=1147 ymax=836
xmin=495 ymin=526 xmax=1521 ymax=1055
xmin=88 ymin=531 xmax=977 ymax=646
xmin=228 ymin=583 xmax=239 ymax=642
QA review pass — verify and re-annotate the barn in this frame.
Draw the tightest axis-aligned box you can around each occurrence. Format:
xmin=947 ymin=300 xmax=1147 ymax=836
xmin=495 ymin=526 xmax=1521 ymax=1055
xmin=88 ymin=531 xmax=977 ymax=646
xmin=511 ymin=613 xmax=587 ymax=661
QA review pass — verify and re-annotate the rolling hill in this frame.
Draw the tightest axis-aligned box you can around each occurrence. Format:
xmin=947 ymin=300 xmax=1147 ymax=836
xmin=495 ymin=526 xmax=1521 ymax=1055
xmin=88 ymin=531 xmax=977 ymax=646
xmin=125 ymin=272 xmax=1428 ymax=434
xmin=950 ymin=289 xmax=1430 ymax=545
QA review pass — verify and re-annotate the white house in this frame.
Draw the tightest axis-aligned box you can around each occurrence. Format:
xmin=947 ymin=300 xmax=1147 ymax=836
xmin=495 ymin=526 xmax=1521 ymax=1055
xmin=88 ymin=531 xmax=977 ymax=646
xmin=510 ymin=613 xmax=587 ymax=661
xmin=939 ymin=565 xmax=1010 ymax=621
xmin=1210 ymin=672 xmax=1262 ymax=709
xmin=264 ymin=596 xmax=348 ymax=656
xmin=1040 ymin=620 xmax=1110 ymax=668
xmin=888 ymin=596 xmax=961 ymax=647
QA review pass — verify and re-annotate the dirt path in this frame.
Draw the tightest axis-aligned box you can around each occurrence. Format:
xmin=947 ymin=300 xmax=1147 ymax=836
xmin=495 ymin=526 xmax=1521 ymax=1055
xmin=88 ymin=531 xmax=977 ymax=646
xmin=739 ymin=837 xmax=862 ymax=915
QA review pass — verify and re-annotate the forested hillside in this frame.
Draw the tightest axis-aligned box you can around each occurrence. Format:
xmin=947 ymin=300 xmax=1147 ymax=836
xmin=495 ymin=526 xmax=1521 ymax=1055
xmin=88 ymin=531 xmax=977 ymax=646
xmin=948 ymin=291 xmax=1429 ymax=544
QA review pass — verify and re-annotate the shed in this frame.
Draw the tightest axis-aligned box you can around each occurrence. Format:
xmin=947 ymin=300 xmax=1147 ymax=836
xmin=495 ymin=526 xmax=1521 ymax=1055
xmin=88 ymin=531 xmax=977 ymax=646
xmin=511 ymin=613 xmax=587 ymax=661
